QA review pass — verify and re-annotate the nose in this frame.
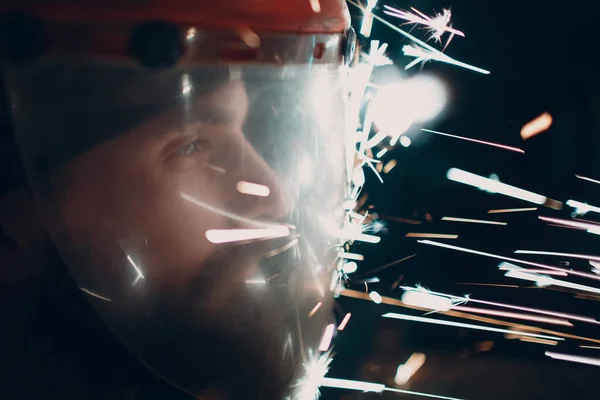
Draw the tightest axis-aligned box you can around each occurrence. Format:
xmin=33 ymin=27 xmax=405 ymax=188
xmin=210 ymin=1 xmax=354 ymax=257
xmin=225 ymin=138 xmax=294 ymax=222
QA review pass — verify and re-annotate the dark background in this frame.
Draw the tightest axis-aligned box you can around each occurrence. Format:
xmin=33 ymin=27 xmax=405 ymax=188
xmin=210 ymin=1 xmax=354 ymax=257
xmin=2 ymin=1 xmax=600 ymax=399
xmin=325 ymin=1 xmax=600 ymax=399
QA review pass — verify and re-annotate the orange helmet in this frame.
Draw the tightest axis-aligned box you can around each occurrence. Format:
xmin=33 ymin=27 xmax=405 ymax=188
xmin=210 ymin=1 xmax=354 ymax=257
xmin=1 ymin=1 xmax=352 ymax=399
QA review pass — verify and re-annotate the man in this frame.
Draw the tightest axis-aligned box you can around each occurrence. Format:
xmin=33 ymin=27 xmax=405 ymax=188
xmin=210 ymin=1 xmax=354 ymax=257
xmin=1 ymin=1 xmax=352 ymax=399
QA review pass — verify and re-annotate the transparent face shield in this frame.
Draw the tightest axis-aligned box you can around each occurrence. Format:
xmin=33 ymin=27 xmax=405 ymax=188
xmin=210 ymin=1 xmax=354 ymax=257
xmin=5 ymin=49 xmax=347 ymax=398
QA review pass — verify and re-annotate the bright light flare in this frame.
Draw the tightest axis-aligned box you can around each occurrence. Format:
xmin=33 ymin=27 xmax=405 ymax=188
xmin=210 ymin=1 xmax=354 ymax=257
xmin=422 ymin=128 xmax=524 ymax=153
xmin=371 ymin=76 xmax=447 ymax=137
xmin=205 ymin=227 xmax=290 ymax=243
xmin=545 ymin=351 xmax=600 ymax=367
xmin=383 ymin=312 xmax=564 ymax=341
xmin=236 ymin=181 xmax=270 ymax=197
xmin=447 ymin=168 xmax=550 ymax=205
xmin=442 ymin=216 xmax=507 ymax=226
xmin=318 ymin=324 xmax=335 ymax=351
xmin=394 ymin=353 xmax=426 ymax=386
xmin=520 ymin=112 xmax=552 ymax=140
xmin=338 ymin=313 xmax=352 ymax=331
xmin=244 ymin=278 xmax=266 ymax=284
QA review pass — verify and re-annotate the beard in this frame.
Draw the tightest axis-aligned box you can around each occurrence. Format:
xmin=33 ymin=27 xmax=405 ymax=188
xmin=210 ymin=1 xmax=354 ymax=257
xmin=119 ymin=239 xmax=300 ymax=400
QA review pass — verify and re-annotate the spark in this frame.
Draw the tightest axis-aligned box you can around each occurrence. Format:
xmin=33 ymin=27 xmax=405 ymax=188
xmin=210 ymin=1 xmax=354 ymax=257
xmin=127 ymin=255 xmax=144 ymax=284
xmin=401 ymin=289 xmax=454 ymax=311
xmin=360 ymin=253 xmax=418 ymax=276
xmin=245 ymin=278 xmax=266 ymax=284
xmin=402 ymin=44 xmax=490 ymax=74
xmin=205 ymin=227 xmax=290 ymax=243
xmin=383 ymin=5 xmax=465 ymax=47
xmin=359 ymin=0 xmax=379 ymax=37
xmin=580 ymin=346 xmax=600 ymax=350
xmin=575 ymin=174 xmax=600 ymax=186
xmin=566 ymin=199 xmax=600 ymax=216
xmin=185 ymin=28 xmax=196 ymax=40
xmin=309 ymin=0 xmax=321 ymax=13
xmin=79 ymin=287 xmax=112 ymax=302
xmin=451 ymin=305 xmax=572 ymax=327
xmin=203 ymin=162 xmax=226 ymax=173
xmin=339 ymin=251 xmax=364 ymax=261
xmin=503 ymin=265 xmax=600 ymax=295
xmin=346 ymin=0 xmax=489 ymax=74
xmin=320 ymin=377 xmax=465 ymax=400
xmin=407 ymin=233 xmax=458 ymax=239
xmin=488 ymin=207 xmax=538 ymax=214
xmin=421 ymin=128 xmax=525 ymax=153
xmin=294 ymin=351 xmax=332 ymax=400
xmin=338 ymin=313 xmax=352 ymax=331
xmin=335 ymin=224 xmax=381 ymax=244
xmin=447 ymin=168 xmax=555 ymax=206
xmin=369 ymin=291 xmax=383 ymax=304
xmin=235 ymin=181 xmax=270 ymax=197
xmin=340 ymin=262 xmax=358 ymax=274
xmin=376 ymin=148 xmax=388 ymax=158
xmin=421 ymin=239 xmax=600 ymax=280
xmin=382 ymin=215 xmax=422 ymax=224
xmin=519 ymin=337 xmax=558 ymax=346
xmin=318 ymin=324 xmax=335 ymax=352
xmin=405 ymin=285 xmax=599 ymax=325
xmin=181 ymin=192 xmax=283 ymax=228
xmin=320 ymin=377 xmax=384 ymax=393
xmin=497 ymin=266 xmax=567 ymax=276
xmin=394 ymin=353 xmax=426 ymax=386
xmin=181 ymin=74 xmax=192 ymax=95
xmin=545 ymin=351 xmax=600 ymax=367
xmin=238 ymin=28 xmax=261 ymax=48
xmin=383 ymin=312 xmax=564 ymax=341
xmin=442 ymin=216 xmax=507 ymax=226
xmin=539 ymin=215 xmax=600 ymax=234
xmin=383 ymin=159 xmax=397 ymax=173
xmin=520 ymin=112 xmax=552 ymax=140
xmin=342 ymin=289 xmax=600 ymax=344
xmin=456 ymin=282 xmax=519 ymax=288
xmin=308 ymin=302 xmax=323 ymax=318
xmin=400 ymin=136 xmax=412 ymax=147
xmin=263 ymin=238 xmax=299 ymax=258
xmin=515 ymin=250 xmax=600 ymax=262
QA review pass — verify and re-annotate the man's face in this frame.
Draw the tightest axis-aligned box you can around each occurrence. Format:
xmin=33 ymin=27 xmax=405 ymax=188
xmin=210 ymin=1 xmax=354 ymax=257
xmin=56 ymin=79 xmax=292 ymax=291
xmin=52 ymin=79 xmax=305 ymax=397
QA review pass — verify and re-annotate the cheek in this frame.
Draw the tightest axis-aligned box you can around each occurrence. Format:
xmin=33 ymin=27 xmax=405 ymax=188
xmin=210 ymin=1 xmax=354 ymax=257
xmin=133 ymin=167 xmax=232 ymax=285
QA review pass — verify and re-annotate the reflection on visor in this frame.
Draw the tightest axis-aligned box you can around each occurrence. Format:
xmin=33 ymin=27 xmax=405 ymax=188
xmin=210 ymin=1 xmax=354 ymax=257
xmin=6 ymin=60 xmax=346 ymax=399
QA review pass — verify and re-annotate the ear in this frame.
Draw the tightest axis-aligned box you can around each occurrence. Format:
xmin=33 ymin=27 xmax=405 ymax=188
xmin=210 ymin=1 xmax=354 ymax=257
xmin=0 ymin=188 xmax=52 ymax=284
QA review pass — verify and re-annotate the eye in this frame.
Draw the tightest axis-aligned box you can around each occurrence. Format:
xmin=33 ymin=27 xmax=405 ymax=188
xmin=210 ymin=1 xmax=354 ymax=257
xmin=176 ymin=140 xmax=208 ymax=157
